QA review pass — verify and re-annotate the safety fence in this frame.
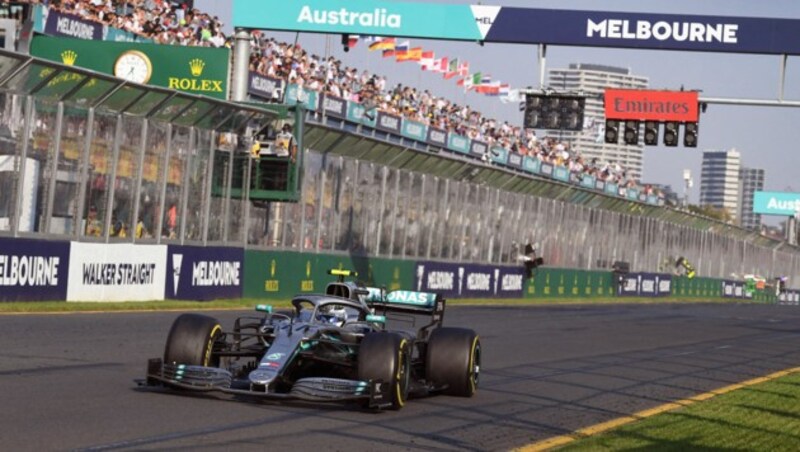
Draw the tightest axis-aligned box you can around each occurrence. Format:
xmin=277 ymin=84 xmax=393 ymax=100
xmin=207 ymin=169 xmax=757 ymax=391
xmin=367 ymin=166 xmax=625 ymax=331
xmin=2 ymin=48 xmax=800 ymax=287
xmin=3 ymin=236 xmax=798 ymax=304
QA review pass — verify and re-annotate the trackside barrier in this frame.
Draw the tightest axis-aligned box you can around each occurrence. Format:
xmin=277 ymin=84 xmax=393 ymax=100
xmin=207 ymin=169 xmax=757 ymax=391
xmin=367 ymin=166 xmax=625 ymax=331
xmin=524 ymin=268 xmax=615 ymax=299
xmin=2 ymin=239 xmax=800 ymax=303
xmin=243 ymin=250 xmax=414 ymax=300
xmin=414 ymin=261 xmax=525 ymax=299
xmin=0 ymin=237 xmax=70 ymax=301
xmin=615 ymin=272 xmax=673 ymax=297
xmin=166 ymin=245 xmax=243 ymax=301
xmin=67 ymin=242 xmax=167 ymax=302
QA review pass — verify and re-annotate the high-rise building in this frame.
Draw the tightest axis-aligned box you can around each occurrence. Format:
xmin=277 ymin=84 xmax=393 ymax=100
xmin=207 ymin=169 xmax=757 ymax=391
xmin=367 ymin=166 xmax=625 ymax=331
xmin=699 ymin=149 xmax=741 ymax=221
xmin=547 ymin=63 xmax=648 ymax=181
xmin=738 ymin=167 xmax=765 ymax=230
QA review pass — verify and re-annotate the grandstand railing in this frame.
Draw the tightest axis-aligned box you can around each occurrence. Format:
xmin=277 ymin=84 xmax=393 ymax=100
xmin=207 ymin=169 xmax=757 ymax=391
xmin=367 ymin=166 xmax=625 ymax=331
xmin=253 ymin=78 xmax=666 ymax=208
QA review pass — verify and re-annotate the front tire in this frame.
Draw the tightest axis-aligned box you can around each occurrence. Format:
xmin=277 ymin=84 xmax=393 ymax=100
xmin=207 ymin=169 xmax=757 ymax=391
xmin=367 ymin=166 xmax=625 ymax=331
xmin=163 ymin=313 xmax=222 ymax=367
xmin=426 ymin=328 xmax=481 ymax=397
xmin=358 ymin=333 xmax=410 ymax=410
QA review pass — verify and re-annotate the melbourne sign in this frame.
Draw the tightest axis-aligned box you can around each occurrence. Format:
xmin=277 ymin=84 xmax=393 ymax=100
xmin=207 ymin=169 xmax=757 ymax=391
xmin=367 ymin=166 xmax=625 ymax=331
xmin=30 ymin=35 xmax=230 ymax=99
xmin=616 ymin=272 xmax=672 ymax=297
xmin=752 ymin=191 xmax=800 ymax=216
xmin=43 ymin=9 xmax=102 ymax=40
xmin=67 ymin=243 xmax=167 ymax=302
xmin=248 ymin=72 xmax=284 ymax=100
xmin=234 ymin=1 xmax=800 ymax=55
xmin=0 ymin=237 xmax=70 ymax=302
xmin=604 ymin=89 xmax=699 ymax=122
xmin=167 ymin=245 xmax=243 ymax=301
xmin=414 ymin=261 xmax=523 ymax=298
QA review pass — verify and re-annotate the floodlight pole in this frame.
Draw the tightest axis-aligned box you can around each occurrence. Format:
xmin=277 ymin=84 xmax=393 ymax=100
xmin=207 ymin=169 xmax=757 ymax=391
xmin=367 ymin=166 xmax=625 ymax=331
xmin=231 ymin=29 xmax=251 ymax=102
xmin=538 ymin=44 xmax=547 ymax=89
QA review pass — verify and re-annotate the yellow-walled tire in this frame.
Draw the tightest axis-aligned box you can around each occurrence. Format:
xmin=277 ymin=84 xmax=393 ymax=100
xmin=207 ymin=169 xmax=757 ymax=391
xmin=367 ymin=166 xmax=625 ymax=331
xmin=426 ymin=328 xmax=481 ymax=397
xmin=358 ymin=333 xmax=410 ymax=410
xmin=163 ymin=313 xmax=222 ymax=367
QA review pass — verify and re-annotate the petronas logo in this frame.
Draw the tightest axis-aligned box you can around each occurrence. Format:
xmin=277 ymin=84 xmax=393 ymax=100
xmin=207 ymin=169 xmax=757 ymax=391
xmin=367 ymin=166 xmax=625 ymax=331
xmin=189 ymin=58 xmax=205 ymax=77
xmin=61 ymin=50 xmax=77 ymax=66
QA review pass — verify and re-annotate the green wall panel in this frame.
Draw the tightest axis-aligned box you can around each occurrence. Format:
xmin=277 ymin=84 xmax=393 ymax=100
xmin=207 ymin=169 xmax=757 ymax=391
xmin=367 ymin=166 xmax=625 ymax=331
xmin=244 ymin=250 xmax=413 ymax=299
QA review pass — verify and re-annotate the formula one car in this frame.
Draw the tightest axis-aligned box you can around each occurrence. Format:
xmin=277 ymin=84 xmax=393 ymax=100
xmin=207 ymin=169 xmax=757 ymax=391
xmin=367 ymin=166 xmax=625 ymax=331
xmin=142 ymin=270 xmax=481 ymax=410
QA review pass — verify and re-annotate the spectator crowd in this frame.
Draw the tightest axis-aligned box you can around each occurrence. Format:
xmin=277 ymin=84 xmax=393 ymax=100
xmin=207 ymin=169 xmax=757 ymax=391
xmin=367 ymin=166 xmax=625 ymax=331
xmin=21 ymin=0 xmax=227 ymax=47
xmin=22 ymin=0 xmax=649 ymax=191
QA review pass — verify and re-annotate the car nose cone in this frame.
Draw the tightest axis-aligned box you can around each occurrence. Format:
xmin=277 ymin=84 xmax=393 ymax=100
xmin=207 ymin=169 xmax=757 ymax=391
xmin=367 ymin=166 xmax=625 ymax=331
xmin=248 ymin=369 xmax=277 ymax=385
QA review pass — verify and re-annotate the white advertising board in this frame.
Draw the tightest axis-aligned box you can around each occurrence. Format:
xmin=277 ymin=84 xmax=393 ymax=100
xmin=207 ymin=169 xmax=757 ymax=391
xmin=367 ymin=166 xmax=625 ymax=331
xmin=67 ymin=242 xmax=167 ymax=302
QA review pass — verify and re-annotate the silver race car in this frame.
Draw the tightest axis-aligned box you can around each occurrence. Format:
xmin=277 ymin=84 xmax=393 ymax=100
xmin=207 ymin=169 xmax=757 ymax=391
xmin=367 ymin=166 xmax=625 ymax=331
xmin=142 ymin=270 xmax=481 ymax=410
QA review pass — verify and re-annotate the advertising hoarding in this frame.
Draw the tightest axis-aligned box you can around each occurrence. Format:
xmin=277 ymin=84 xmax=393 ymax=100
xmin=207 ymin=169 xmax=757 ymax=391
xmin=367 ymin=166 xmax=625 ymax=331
xmin=414 ymin=261 xmax=524 ymax=298
xmin=30 ymin=34 xmax=230 ymax=99
xmin=248 ymin=72 xmax=284 ymax=101
xmin=752 ymin=191 xmax=800 ymax=216
xmin=0 ymin=237 xmax=70 ymax=301
xmin=67 ymin=242 xmax=167 ymax=302
xmin=166 ymin=245 xmax=244 ymax=301
xmin=233 ymin=0 xmax=800 ymax=55
xmin=604 ymin=89 xmax=699 ymax=122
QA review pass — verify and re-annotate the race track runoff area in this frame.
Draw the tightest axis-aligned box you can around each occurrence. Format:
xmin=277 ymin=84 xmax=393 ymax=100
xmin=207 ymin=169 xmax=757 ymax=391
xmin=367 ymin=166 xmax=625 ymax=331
xmin=2 ymin=302 xmax=800 ymax=450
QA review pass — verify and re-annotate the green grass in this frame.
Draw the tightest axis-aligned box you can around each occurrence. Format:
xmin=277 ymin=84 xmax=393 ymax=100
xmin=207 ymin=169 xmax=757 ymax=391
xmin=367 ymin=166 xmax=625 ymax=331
xmin=559 ymin=371 xmax=800 ymax=451
xmin=0 ymin=296 xmax=744 ymax=314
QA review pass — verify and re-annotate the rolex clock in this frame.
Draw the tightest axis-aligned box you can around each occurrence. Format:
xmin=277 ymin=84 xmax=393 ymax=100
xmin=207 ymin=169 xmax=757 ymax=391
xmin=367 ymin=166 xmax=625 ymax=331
xmin=113 ymin=50 xmax=152 ymax=84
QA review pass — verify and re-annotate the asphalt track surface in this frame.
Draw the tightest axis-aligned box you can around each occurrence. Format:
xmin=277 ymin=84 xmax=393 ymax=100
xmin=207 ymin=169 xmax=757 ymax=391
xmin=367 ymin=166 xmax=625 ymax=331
xmin=3 ymin=302 xmax=800 ymax=451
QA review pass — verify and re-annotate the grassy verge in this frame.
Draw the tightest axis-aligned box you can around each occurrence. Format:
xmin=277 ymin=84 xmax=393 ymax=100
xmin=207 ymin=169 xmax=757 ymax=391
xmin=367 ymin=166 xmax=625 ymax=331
xmin=557 ymin=369 xmax=800 ymax=451
xmin=0 ymin=296 xmax=746 ymax=314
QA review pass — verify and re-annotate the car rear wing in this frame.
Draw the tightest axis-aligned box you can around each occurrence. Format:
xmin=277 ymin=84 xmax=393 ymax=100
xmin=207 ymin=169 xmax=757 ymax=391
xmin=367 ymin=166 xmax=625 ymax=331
xmin=365 ymin=288 xmax=444 ymax=318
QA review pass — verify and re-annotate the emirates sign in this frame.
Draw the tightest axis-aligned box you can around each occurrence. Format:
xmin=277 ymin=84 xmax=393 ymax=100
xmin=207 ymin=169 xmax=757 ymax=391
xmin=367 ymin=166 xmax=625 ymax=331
xmin=604 ymin=89 xmax=699 ymax=122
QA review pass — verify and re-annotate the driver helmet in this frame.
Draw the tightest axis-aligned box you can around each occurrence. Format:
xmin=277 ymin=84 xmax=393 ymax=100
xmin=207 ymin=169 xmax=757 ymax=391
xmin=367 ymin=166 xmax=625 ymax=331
xmin=317 ymin=305 xmax=348 ymax=327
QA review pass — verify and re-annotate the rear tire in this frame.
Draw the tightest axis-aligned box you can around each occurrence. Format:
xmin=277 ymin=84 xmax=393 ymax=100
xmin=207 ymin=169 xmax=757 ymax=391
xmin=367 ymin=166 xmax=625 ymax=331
xmin=426 ymin=328 xmax=481 ymax=397
xmin=358 ymin=333 xmax=410 ymax=410
xmin=163 ymin=313 xmax=222 ymax=367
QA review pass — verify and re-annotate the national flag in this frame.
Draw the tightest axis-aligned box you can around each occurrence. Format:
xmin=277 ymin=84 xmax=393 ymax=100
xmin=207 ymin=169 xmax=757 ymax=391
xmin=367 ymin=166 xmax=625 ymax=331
xmin=397 ymin=47 xmax=422 ymax=62
xmin=458 ymin=71 xmax=481 ymax=90
xmin=348 ymin=35 xmax=360 ymax=48
xmin=479 ymin=82 xmax=506 ymax=95
xmin=443 ymin=58 xmax=459 ymax=79
xmin=389 ymin=40 xmax=410 ymax=58
xmin=362 ymin=36 xmax=379 ymax=44
xmin=430 ymin=57 xmax=448 ymax=73
xmin=499 ymin=89 xmax=522 ymax=104
xmin=419 ymin=51 xmax=435 ymax=69
xmin=458 ymin=61 xmax=470 ymax=76
xmin=369 ymin=37 xmax=396 ymax=51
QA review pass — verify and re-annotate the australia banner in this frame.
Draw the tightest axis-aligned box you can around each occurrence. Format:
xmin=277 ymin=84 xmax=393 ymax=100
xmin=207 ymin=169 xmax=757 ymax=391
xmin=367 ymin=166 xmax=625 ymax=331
xmin=233 ymin=0 xmax=800 ymax=55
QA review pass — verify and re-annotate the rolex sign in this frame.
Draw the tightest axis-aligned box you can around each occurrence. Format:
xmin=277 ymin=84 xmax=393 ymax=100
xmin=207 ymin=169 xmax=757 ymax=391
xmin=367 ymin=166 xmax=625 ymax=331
xmin=30 ymin=34 xmax=230 ymax=100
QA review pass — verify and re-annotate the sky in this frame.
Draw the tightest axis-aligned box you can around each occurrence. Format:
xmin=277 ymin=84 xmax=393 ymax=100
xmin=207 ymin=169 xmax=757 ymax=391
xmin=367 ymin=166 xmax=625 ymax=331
xmin=197 ymin=0 xmax=800 ymax=223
